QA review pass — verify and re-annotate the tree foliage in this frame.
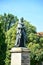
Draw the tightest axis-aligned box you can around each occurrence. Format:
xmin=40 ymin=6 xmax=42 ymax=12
xmin=0 ymin=13 xmax=18 ymax=32
xmin=0 ymin=13 xmax=43 ymax=65
xmin=0 ymin=21 xmax=7 ymax=65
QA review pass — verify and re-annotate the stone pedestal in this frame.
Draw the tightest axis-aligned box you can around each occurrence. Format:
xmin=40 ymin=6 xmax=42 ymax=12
xmin=10 ymin=47 xmax=30 ymax=65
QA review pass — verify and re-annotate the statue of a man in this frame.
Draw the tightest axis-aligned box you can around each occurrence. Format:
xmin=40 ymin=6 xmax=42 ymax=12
xmin=15 ymin=18 xmax=26 ymax=47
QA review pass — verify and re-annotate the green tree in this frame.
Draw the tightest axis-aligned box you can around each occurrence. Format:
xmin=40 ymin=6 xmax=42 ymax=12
xmin=0 ymin=13 xmax=18 ymax=32
xmin=0 ymin=14 xmax=43 ymax=65
xmin=0 ymin=21 xmax=7 ymax=65
xmin=28 ymin=43 xmax=43 ymax=65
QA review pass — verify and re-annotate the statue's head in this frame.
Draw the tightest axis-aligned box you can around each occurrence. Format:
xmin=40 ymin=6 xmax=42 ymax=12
xmin=20 ymin=17 xmax=24 ymax=23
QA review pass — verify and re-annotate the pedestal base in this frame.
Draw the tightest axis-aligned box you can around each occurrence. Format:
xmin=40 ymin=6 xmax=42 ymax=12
xmin=10 ymin=47 xmax=30 ymax=65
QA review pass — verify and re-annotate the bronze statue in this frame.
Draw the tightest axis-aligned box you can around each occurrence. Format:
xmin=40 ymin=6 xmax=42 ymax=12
xmin=15 ymin=18 xmax=26 ymax=47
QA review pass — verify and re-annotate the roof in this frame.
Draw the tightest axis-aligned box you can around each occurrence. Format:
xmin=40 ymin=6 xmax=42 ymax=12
xmin=37 ymin=32 xmax=43 ymax=36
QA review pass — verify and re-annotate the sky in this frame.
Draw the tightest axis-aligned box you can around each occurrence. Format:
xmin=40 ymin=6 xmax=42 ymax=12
xmin=0 ymin=0 xmax=43 ymax=32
